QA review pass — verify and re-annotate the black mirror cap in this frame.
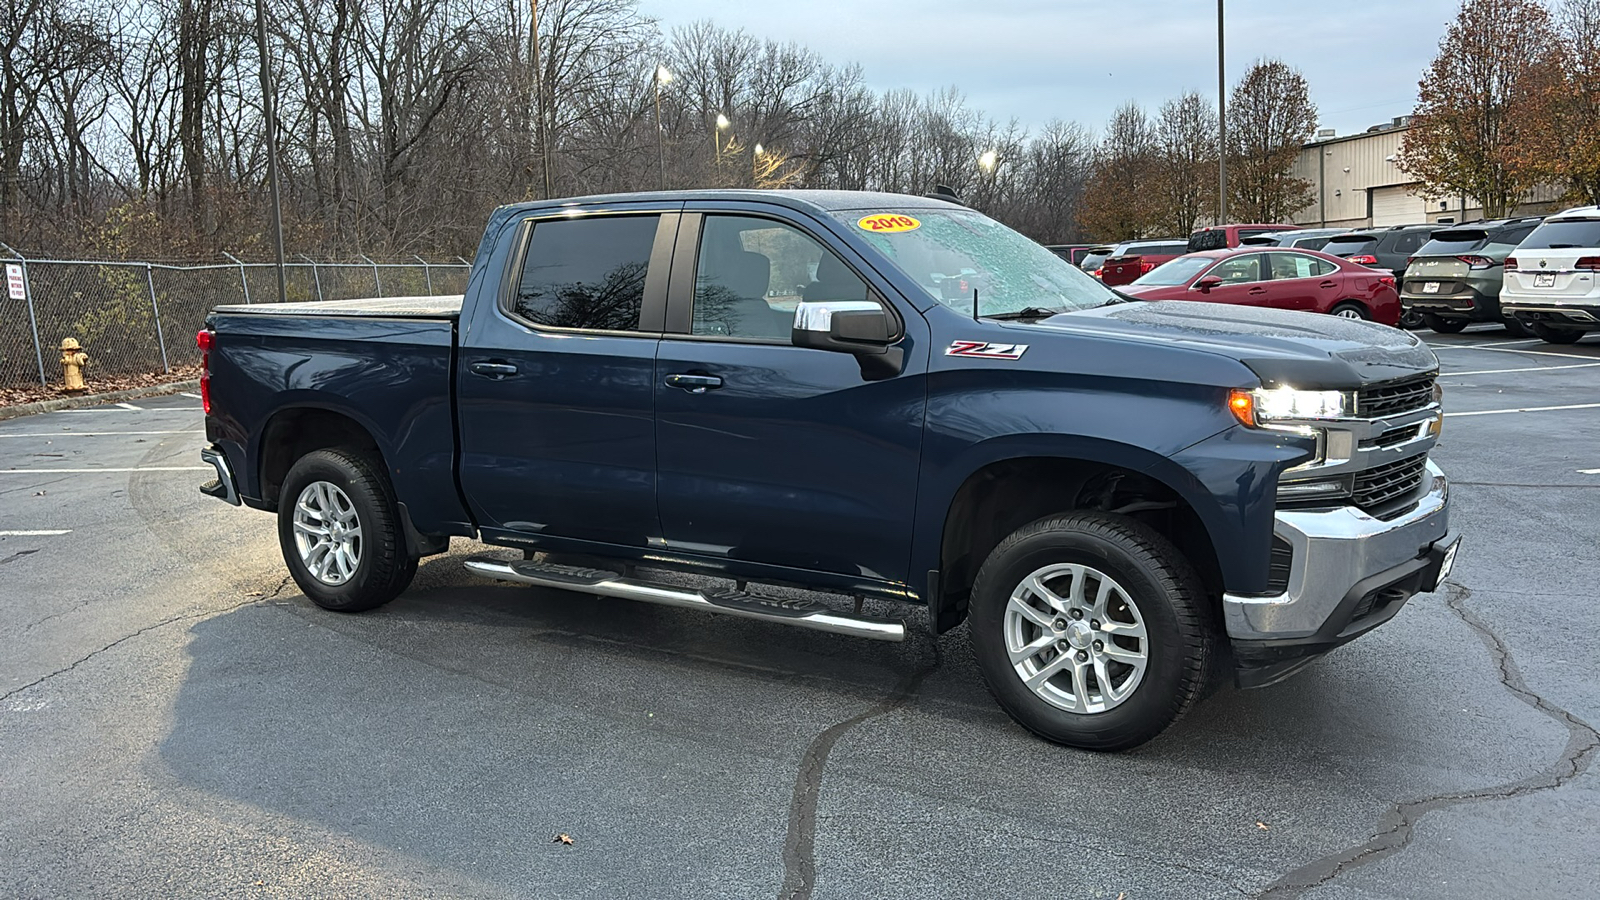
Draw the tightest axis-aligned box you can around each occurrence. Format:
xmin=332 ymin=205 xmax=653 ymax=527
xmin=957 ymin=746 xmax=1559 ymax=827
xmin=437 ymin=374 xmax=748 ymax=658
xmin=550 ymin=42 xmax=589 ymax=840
xmin=829 ymin=309 xmax=893 ymax=344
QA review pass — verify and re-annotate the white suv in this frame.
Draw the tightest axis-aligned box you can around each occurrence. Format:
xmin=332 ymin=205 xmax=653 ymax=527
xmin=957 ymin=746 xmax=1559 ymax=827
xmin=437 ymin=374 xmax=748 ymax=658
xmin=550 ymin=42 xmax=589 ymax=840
xmin=1502 ymin=206 xmax=1600 ymax=344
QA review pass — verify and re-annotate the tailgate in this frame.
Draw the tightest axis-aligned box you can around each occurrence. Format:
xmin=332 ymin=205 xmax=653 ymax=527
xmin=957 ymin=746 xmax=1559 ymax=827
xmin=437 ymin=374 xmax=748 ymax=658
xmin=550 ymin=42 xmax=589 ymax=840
xmin=1101 ymin=256 xmax=1145 ymax=284
xmin=1403 ymin=257 xmax=1472 ymax=295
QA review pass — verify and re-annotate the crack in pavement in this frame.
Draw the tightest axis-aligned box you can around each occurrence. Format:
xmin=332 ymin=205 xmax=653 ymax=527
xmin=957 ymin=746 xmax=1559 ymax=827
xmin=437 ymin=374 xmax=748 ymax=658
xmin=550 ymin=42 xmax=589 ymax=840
xmin=1255 ymin=583 xmax=1600 ymax=898
xmin=778 ymin=648 xmax=941 ymax=900
xmin=0 ymin=548 xmax=40 ymax=566
xmin=0 ymin=576 xmax=295 ymax=705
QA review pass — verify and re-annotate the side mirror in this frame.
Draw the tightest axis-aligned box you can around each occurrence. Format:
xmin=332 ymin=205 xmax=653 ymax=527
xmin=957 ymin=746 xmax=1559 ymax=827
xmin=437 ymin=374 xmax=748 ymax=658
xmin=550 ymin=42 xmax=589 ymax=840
xmin=791 ymin=298 xmax=904 ymax=380
xmin=1194 ymin=276 xmax=1223 ymax=293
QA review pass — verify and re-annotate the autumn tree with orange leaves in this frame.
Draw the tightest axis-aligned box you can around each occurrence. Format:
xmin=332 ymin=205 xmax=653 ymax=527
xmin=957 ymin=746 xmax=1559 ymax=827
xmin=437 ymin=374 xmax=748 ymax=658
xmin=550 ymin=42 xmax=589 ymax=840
xmin=1398 ymin=0 xmax=1558 ymax=218
xmin=1516 ymin=0 xmax=1600 ymax=205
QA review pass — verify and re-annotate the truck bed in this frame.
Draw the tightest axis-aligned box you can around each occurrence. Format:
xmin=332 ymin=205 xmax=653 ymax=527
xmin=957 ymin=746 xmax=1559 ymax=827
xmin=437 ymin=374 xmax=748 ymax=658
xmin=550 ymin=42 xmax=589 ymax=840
xmin=212 ymin=295 xmax=463 ymax=318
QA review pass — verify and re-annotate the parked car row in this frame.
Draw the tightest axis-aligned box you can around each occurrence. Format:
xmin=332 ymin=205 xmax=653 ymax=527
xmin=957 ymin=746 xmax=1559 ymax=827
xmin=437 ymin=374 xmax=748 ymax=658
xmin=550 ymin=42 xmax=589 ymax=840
xmin=1066 ymin=207 xmax=1600 ymax=343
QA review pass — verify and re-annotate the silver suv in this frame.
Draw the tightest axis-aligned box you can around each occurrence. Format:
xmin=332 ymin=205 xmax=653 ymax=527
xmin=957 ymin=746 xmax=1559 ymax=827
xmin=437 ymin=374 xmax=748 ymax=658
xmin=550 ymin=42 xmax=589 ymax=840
xmin=1502 ymin=206 xmax=1600 ymax=344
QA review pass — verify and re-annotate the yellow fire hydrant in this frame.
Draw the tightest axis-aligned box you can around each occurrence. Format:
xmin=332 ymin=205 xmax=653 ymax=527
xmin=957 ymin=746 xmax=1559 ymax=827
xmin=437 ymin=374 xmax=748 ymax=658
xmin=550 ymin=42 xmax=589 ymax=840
xmin=60 ymin=338 xmax=88 ymax=393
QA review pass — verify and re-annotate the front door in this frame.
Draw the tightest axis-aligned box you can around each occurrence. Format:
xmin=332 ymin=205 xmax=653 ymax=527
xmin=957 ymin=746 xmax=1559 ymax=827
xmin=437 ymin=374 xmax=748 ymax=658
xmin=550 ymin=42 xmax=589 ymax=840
xmin=457 ymin=206 xmax=677 ymax=548
xmin=652 ymin=210 xmax=928 ymax=588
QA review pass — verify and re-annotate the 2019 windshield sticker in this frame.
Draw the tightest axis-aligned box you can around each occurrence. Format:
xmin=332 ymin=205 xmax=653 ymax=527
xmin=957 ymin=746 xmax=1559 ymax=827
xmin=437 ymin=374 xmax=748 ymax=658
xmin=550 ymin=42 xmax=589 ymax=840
xmin=857 ymin=214 xmax=921 ymax=233
xmin=946 ymin=341 xmax=1028 ymax=360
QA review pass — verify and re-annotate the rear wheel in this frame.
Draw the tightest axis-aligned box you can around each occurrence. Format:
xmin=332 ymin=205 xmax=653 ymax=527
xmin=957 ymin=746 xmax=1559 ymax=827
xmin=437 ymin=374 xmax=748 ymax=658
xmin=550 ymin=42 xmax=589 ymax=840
xmin=968 ymin=512 xmax=1214 ymax=751
xmin=1398 ymin=308 xmax=1425 ymax=329
xmin=1331 ymin=302 xmax=1370 ymax=321
xmin=1423 ymin=313 xmax=1469 ymax=334
xmin=1529 ymin=321 xmax=1585 ymax=345
xmin=278 ymin=448 xmax=417 ymax=611
xmin=1502 ymin=316 xmax=1530 ymax=337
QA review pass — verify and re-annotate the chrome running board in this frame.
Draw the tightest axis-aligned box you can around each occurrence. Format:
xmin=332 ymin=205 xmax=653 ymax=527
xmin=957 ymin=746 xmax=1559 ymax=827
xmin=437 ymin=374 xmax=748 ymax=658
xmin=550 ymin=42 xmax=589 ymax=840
xmin=463 ymin=555 xmax=906 ymax=642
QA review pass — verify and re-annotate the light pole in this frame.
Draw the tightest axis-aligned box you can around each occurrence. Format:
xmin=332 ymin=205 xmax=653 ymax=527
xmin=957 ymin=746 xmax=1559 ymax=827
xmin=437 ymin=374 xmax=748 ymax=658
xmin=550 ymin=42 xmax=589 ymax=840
xmin=253 ymin=0 xmax=286 ymax=304
xmin=713 ymin=113 xmax=730 ymax=181
xmin=530 ymin=0 xmax=552 ymax=199
xmin=654 ymin=65 xmax=672 ymax=190
xmin=1217 ymin=0 xmax=1227 ymax=224
xmin=752 ymin=142 xmax=764 ymax=187
xmin=978 ymin=149 xmax=999 ymax=208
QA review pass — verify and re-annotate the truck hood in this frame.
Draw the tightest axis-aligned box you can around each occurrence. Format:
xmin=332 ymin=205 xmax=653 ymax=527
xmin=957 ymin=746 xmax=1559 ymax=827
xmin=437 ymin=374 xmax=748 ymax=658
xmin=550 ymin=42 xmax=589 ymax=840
xmin=1014 ymin=300 xmax=1437 ymax=388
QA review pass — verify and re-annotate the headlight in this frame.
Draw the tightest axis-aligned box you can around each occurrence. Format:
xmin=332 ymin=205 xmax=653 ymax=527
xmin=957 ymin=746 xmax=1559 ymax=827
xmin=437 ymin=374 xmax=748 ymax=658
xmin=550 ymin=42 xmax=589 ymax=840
xmin=1229 ymin=387 xmax=1354 ymax=426
xmin=1276 ymin=473 xmax=1354 ymax=502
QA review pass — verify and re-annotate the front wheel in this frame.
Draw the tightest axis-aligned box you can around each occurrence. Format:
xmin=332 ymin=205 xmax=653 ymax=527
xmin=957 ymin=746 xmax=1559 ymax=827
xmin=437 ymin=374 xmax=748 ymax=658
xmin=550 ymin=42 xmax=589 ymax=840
xmin=1529 ymin=321 xmax=1585 ymax=344
xmin=968 ymin=513 xmax=1215 ymax=751
xmin=277 ymin=448 xmax=417 ymax=612
xmin=1398 ymin=307 xmax=1425 ymax=329
xmin=1423 ymin=313 xmax=1469 ymax=334
xmin=1332 ymin=302 xmax=1370 ymax=321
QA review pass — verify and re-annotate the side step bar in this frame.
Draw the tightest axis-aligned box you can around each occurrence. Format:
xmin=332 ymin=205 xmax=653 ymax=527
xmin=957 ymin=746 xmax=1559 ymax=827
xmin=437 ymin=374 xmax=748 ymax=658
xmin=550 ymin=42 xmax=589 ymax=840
xmin=463 ymin=556 xmax=906 ymax=642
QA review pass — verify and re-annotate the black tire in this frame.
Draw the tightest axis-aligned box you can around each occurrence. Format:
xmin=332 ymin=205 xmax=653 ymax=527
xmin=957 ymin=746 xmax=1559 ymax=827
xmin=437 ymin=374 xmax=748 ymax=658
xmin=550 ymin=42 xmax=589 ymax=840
xmin=1423 ymin=313 xmax=1469 ymax=334
xmin=1502 ymin=316 xmax=1530 ymax=337
xmin=1398 ymin=307 xmax=1425 ymax=329
xmin=277 ymin=448 xmax=417 ymax=612
xmin=1528 ymin=321 xmax=1585 ymax=344
xmin=1332 ymin=302 xmax=1371 ymax=321
xmin=968 ymin=512 xmax=1215 ymax=751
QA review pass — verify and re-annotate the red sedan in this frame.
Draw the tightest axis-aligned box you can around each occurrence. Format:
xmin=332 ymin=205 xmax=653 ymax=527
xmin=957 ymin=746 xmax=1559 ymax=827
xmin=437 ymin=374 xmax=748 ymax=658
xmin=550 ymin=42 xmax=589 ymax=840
xmin=1119 ymin=247 xmax=1401 ymax=325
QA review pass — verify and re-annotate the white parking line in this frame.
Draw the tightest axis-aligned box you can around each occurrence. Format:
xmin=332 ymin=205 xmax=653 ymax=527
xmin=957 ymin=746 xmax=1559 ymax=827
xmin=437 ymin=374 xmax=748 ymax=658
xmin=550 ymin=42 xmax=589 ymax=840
xmin=0 ymin=529 xmax=71 ymax=536
xmin=1430 ymin=344 xmax=1600 ymax=362
xmin=59 ymin=407 xmax=203 ymax=413
xmin=1446 ymin=402 xmax=1600 ymax=417
xmin=1580 ymin=468 xmax=1600 ymax=475
xmin=1428 ymin=338 xmax=1543 ymax=349
xmin=0 ymin=467 xmax=211 ymax=473
xmin=115 ymin=402 xmax=143 ymax=410
xmin=0 ymin=430 xmax=204 ymax=438
xmin=180 ymin=392 xmax=201 ymax=399
xmin=1442 ymin=362 xmax=1600 ymax=376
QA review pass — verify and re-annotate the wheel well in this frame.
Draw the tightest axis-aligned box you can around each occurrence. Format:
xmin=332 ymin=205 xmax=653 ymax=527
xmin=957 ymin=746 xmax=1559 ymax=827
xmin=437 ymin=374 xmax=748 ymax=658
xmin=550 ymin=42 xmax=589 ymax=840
xmin=258 ymin=407 xmax=383 ymax=509
xmin=935 ymin=458 xmax=1222 ymax=632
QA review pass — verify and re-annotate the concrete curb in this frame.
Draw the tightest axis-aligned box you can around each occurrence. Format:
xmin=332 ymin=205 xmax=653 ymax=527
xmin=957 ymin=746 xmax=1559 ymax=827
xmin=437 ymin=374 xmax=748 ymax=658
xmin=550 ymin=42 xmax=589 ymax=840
xmin=0 ymin=379 xmax=202 ymax=422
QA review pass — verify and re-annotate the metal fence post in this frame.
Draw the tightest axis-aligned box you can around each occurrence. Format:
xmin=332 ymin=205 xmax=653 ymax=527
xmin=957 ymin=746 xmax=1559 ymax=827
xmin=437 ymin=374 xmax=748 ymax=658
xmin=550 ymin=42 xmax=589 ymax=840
xmin=20 ymin=259 xmax=48 ymax=386
xmin=415 ymin=255 xmax=433 ymax=294
xmin=222 ymin=252 xmax=252 ymax=304
xmin=361 ymin=254 xmax=382 ymax=297
xmin=146 ymin=264 xmax=170 ymax=373
xmin=301 ymin=254 xmax=324 ymax=301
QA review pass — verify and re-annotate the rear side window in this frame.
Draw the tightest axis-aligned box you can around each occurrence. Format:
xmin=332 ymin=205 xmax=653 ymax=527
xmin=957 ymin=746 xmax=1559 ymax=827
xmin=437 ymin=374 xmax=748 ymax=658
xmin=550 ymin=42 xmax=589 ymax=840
xmin=1484 ymin=224 xmax=1538 ymax=253
xmin=1188 ymin=230 xmax=1229 ymax=252
xmin=1292 ymin=236 xmax=1333 ymax=250
xmin=1418 ymin=230 xmax=1488 ymax=256
xmin=511 ymin=215 xmax=659 ymax=331
xmin=1518 ymin=219 xmax=1600 ymax=250
xmin=1268 ymin=253 xmax=1336 ymax=279
xmin=1323 ymin=236 xmax=1377 ymax=257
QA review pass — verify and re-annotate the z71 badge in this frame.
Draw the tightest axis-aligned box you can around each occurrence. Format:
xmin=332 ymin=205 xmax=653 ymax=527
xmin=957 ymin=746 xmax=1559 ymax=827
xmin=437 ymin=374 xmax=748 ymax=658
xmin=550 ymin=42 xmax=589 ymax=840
xmin=946 ymin=341 xmax=1028 ymax=360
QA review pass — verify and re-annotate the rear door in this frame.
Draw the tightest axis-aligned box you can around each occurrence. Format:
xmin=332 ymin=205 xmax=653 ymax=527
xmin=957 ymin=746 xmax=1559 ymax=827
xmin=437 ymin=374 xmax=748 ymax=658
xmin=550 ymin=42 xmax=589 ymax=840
xmin=1262 ymin=252 xmax=1337 ymax=311
xmin=651 ymin=207 xmax=928 ymax=587
xmin=457 ymin=204 xmax=679 ymax=548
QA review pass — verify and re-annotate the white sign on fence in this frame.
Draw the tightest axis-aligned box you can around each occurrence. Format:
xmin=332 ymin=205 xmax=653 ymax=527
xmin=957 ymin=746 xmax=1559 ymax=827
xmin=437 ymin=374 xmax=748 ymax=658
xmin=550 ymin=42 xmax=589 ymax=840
xmin=5 ymin=264 xmax=23 ymax=301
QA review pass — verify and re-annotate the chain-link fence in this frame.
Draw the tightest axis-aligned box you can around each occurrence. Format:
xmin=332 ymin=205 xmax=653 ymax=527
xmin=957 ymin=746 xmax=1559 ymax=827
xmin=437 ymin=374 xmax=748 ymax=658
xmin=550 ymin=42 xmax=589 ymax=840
xmin=0 ymin=249 xmax=469 ymax=390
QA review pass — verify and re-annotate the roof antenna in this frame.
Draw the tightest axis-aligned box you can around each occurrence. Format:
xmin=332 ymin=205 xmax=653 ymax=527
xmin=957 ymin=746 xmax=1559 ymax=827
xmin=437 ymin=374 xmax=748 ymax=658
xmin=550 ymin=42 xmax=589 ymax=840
xmin=972 ymin=287 xmax=979 ymax=322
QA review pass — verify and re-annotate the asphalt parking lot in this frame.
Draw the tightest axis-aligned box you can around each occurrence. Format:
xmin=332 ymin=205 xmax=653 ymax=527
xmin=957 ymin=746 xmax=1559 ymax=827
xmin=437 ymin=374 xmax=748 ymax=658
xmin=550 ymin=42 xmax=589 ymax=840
xmin=2 ymin=328 xmax=1597 ymax=900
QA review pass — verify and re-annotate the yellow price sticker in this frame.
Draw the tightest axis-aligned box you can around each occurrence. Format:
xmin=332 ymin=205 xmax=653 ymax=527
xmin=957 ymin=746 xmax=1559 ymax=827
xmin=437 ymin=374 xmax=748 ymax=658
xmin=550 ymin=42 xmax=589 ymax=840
xmin=856 ymin=214 xmax=921 ymax=234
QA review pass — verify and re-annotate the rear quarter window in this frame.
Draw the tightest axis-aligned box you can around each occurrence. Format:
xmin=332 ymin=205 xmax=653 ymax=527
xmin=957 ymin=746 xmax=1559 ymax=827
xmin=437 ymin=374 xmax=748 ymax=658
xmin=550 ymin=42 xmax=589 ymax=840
xmin=1187 ymin=230 xmax=1230 ymax=252
xmin=1323 ymin=236 xmax=1377 ymax=256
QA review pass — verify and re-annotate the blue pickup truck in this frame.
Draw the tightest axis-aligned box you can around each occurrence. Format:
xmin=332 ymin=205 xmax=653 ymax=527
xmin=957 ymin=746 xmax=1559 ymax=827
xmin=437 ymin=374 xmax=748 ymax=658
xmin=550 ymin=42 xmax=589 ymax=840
xmin=198 ymin=190 xmax=1457 ymax=750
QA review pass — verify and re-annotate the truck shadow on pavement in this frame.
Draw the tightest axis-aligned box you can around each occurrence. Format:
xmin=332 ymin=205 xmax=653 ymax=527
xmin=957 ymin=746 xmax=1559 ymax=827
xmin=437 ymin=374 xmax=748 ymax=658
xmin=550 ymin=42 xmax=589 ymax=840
xmin=154 ymin=552 xmax=1565 ymax=898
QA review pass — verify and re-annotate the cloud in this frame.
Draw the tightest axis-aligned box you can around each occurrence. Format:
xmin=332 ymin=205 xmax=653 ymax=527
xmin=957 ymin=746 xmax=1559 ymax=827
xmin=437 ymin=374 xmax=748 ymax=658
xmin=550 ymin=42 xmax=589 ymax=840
xmin=639 ymin=0 xmax=1460 ymax=139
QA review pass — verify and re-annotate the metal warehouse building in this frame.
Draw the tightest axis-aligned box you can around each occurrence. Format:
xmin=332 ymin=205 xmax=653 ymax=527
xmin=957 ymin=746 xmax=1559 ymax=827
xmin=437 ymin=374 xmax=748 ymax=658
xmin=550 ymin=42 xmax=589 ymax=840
xmin=1290 ymin=117 xmax=1564 ymax=229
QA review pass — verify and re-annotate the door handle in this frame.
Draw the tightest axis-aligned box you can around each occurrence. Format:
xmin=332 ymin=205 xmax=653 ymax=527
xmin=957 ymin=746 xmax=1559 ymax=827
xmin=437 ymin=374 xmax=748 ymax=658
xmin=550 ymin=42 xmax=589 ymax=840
xmin=1319 ymin=280 xmax=1338 ymax=289
xmin=665 ymin=373 xmax=723 ymax=394
xmin=1248 ymin=287 xmax=1268 ymax=295
xmin=469 ymin=361 xmax=520 ymax=379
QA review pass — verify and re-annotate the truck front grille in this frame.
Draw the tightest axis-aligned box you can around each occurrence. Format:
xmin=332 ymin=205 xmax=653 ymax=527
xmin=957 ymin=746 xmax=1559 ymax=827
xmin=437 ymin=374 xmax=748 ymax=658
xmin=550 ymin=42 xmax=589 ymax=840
xmin=1358 ymin=375 xmax=1435 ymax=419
xmin=1353 ymin=453 xmax=1428 ymax=515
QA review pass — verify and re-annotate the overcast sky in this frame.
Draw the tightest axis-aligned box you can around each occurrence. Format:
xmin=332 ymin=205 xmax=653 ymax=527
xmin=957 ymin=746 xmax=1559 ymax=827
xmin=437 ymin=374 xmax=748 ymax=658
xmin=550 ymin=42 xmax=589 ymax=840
xmin=637 ymin=0 xmax=1464 ymax=140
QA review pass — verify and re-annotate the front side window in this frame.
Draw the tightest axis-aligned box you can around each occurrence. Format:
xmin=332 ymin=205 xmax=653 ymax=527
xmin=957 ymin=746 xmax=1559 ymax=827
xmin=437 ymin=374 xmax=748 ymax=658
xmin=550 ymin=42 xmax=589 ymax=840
xmin=1209 ymin=254 xmax=1263 ymax=284
xmin=838 ymin=207 xmax=1119 ymax=317
xmin=511 ymin=215 xmax=659 ymax=331
xmin=693 ymin=215 xmax=868 ymax=340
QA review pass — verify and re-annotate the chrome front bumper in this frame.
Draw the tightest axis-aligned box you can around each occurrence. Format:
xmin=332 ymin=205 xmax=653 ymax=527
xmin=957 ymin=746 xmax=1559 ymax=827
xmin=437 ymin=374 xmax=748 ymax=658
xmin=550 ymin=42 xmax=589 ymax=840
xmin=1223 ymin=460 xmax=1452 ymax=641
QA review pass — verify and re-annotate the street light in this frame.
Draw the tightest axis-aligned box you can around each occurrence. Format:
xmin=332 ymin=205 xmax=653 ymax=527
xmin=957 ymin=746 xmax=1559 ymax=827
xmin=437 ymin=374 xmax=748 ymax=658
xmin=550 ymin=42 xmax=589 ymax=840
xmin=978 ymin=149 xmax=998 ymax=171
xmin=716 ymin=113 xmax=730 ymax=130
xmin=654 ymin=65 xmax=672 ymax=189
xmin=753 ymin=143 xmax=764 ymax=186
xmin=1217 ymin=0 xmax=1227 ymax=223
xmin=713 ymin=113 xmax=731 ymax=177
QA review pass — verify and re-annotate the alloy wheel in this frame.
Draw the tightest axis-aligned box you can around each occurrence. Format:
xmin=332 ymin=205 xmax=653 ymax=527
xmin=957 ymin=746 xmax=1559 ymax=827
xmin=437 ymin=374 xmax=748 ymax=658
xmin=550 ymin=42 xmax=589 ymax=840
xmin=1003 ymin=563 xmax=1149 ymax=714
xmin=292 ymin=481 xmax=363 ymax=585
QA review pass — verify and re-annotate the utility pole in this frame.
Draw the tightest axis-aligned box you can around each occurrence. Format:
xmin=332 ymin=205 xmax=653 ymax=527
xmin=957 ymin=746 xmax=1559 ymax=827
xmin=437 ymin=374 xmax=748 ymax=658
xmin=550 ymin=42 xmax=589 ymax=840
xmin=254 ymin=0 xmax=287 ymax=304
xmin=654 ymin=66 xmax=671 ymax=190
xmin=530 ymin=0 xmax=552 ymax=199
xmin=1217 ymin=0 xmax=1228 ymax=225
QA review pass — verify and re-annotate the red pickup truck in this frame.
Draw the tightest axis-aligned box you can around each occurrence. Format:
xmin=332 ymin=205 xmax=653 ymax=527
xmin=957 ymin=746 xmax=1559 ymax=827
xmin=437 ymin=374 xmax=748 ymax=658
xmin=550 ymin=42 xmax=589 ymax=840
xmin=1099 ymin=239 xmax=1190 ymax=286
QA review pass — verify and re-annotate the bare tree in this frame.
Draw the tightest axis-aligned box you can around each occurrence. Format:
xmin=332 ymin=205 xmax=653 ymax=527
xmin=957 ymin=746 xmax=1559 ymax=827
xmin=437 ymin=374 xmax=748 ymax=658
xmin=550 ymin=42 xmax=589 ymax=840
xmin=1078 ymin=102 xmax=1159 ymax=241
xmin=1226 ymin=60 xmax=1317 ymax=223
xmin=1151 ymin=92 xmax=1216 ymax=238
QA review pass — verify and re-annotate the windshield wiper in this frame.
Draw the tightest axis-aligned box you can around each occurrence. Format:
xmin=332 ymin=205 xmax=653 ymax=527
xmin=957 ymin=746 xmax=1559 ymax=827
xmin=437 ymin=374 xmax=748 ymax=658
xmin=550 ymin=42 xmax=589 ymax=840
xmin=985 ymin=306 xmax=1067 ymax=321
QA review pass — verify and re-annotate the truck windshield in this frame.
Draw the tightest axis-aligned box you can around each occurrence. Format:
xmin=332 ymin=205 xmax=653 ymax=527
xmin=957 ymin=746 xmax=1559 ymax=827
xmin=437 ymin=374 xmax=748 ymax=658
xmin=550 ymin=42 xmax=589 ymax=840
xmin=837 ymin=208 xmax=1119 ymax=316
